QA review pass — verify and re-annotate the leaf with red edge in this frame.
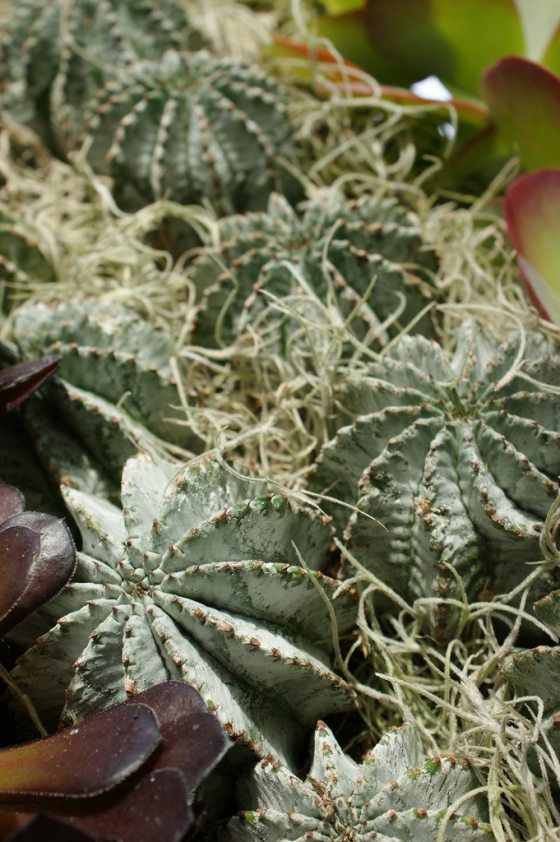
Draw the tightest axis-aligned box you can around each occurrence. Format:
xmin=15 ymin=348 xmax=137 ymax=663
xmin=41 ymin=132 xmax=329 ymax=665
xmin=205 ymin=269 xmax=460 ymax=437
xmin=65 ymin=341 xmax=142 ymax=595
xmin=62 ymin=769 xmax=193 ymax=842
xmin=482 ymin=57 xmax=560 ymax=170
xmin=0 ymin=512 xmax=76 ymax=637
xmin=363 ymin=0 xmax=524 ymax=94
xmin=504 ymin=169 xmax=560 ymax=323
xmin=5 ymin=815 xmax=97 ymax=842
xmin=127 ymin=681 xmax=231 ymax=789
xmin=0 ymin=485 xmax=25 ymax=524
xmin=0 ymin=357 xmax=59 ymax=416
xmin=0 ymin=704 xmax=161 ymax=803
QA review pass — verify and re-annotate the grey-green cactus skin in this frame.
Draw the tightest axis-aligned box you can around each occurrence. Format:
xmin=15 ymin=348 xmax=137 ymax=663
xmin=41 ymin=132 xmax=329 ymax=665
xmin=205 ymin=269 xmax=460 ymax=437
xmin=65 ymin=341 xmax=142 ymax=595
xmin=191 ymin=191 xmax=436 ymax=348
xmin=226 ymin=721 xmax=492 ymax=841
xmin=11 ymin=453 xmax=357 ymax=768
xmin=0 ymin=211 xmax=56 ymax=301
xmin=12 ymin=300 xmax=202 ymax=488
xmin=503 ymin=589 xmax=560 ymax=762
xmin=1 ymin=0 xmax=295 ymax=211
xmin=312 ymin=323 xmax=560 ymax=634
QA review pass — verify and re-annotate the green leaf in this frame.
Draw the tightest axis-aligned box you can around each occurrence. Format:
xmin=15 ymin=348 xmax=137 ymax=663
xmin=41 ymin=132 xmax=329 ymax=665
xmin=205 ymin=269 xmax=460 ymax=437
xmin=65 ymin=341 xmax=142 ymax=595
xmin=320 ymin=0 xmax=366 ymax=12
xmin=504 ymin=169 xmax=560 ymax=323
xmin=364 ymin=0 xmax=525 ymax=94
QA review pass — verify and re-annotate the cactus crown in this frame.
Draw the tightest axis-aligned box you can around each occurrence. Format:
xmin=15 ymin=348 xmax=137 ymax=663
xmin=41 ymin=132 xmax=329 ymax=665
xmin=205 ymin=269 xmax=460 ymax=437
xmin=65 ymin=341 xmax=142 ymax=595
xmin=1 ymin=0 xmax=295 ymax=211
xmin=227 ymin=721 xmax=492 ymax=840
xmin=191 ymin=191 xmax=436 ymax=348
xmin=11 ymin=453 xmax=356 ymax=769
xmin=13 ymin=300 xmax=202 ymax=491
xmin=312 ymin=322 xmax=560 ymax=636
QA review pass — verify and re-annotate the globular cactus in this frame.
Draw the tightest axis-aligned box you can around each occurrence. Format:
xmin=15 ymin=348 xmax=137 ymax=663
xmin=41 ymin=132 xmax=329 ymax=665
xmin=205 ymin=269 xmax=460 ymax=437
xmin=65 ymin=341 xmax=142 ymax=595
xmin=12 ymin=300 xmax=203 ymax=490
xmin=191 ymin=191 xmax=436 ymax=348
xmin=1 ymin=0 xmax=296 ymax=211
xmin=312 ymin=322 xmax=560 ymax=636
xmin=0 ymin=211 xmax=56 ymax=300
xmin=503 ymin=585 xmax=560 ymax=763
xmin=226 ymin=721 xmax=492 ymax=841
xmin=10 ymin=453 xmax=357 ymax=769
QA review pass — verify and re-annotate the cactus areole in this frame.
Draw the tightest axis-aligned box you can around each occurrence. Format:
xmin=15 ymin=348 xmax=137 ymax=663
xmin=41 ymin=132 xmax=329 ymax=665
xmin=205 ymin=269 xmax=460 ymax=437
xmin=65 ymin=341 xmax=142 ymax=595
xmin=11 ymin=454 xmax=357 ymax=769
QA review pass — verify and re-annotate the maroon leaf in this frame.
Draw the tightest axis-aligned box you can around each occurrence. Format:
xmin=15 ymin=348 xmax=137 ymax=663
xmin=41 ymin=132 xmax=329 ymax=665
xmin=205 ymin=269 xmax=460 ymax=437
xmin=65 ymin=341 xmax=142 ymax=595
xmin=0 ymin=357 xmax=59 ymax=416
xmin=0 ymin=485 xmax=25 ymax=524
xmin=5 ymin=815 xmax=97 ymax=842
xmin=129 ymin=681 xmax=231 ymax=789
xmin=0 ymin=512 xmax=76 ymax=637
xmin=0 ymin=704 xmax=161 ymax=803
xmin=63 ymin=769 xmax=192 ymax=842
xmin=504 ymin=169 xmax=560 ymax=322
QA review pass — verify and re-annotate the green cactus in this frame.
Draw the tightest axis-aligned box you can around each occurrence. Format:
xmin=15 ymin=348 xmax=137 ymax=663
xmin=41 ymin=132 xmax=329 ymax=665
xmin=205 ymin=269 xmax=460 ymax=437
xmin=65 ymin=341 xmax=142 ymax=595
xmin=191 ymin=191 xmax=436 ymax=348
xmin=10 ymin=453 xmax=357 ymax=768
xmin=1 ymin=0 xmax=295 ymax=211
xmin=226 ymin=721 xmax=492 ymax=841
xmin=12 ymin=300 xmax=203 ymax=490
xmin=503 ymin=586 xmax=560 ymax=764
xmin=0 ymin=211 xmax=56 ymax=303
xmin=312 ymin=322 xmax=560 ymax=636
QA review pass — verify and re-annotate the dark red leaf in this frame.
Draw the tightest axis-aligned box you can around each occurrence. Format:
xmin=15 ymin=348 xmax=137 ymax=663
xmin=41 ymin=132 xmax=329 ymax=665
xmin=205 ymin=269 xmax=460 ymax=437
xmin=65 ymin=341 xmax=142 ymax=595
xmin=0 ymin=703 xmax=161 ymax=803
xmin=0 ymin=357 xmax=59 ymax=416
xmin=5 ymin=815 xmax=97 ymax=842
xmin=63 ymin=769 xmax=192 ymax=842
xmin=0 ymin=485 xmax=25 ymax=524
xmin=129 ymin=681 xmax=231 ymax=789
xmin=0 ymin=512 xmax=76 ymax=637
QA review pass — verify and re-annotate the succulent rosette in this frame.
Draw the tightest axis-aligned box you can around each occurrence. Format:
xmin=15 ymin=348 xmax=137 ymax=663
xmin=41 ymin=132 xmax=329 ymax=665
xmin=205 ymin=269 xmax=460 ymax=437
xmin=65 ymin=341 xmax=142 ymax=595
xmin=226 ymin=721 xmax=492 ymax=841
xmin=312 ymin=322 xmax=560 ymax=635
xmin=10 ymin=453 xmax=357 ymax=769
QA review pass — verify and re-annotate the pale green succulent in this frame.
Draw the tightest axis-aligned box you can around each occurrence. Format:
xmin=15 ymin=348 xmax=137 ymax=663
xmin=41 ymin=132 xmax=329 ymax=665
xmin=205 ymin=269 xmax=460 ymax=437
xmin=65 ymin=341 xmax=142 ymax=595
xmin=312 ymin=322 xmax=560 ymax=637
xmin=191 ymin=191 xmax=436 ymax=349
xmin=11 ymin=453 xmax=357 ymax=769
xmin=503 ymin=586 xmax=560 ymax=763
xmin=1 ymin=0 xmax=295 ymax=211
xmin=13 ymin=300 xmax=202 ymax=492
xmin=0 ymin=211 xmax=56 ymax=303
xmin=226 ymin=721 xmax=492 ymax=841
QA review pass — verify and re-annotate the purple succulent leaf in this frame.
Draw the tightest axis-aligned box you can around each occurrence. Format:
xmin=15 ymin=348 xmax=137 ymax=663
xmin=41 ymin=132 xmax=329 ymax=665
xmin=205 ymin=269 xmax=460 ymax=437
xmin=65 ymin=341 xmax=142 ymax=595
xmin=0 ymin=485 xmax=25 ymax=524
xmin=63 ymin=769 xmax=193 ymax=842
xmin=0 ymin=703 xmax=161 ymax=803
xmin=0 ymin=512 xmax=76 ymax=637
xmin=128 ymin=681 xmax=231 ymax=789
xmin=5 ymin=814 xmax=98 ymax=842
xmin=0 ymin=357 xmax=59 ymax=416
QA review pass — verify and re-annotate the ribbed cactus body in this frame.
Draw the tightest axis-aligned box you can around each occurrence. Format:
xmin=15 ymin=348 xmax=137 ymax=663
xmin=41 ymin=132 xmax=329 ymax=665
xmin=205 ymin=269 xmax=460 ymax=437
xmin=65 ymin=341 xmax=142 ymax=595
xmin=1 ymin=0 xmax=295 ymax=211
xmin=13 ymin=301 xmax=202 ymax=488
xmin=312 ymin=323 xmax=560 ymax=633
xmin=192 ymin=191 xmax=436 ymax=348
xmin=11 ymin=454 xmax=356 ymax=768
xmin=227 ymin=722 xmax=492 ymax=840
xmin=504 ymin=588 xmax=560 ymax=762
xmin=0 ymin=211 xmax=55 ymax=297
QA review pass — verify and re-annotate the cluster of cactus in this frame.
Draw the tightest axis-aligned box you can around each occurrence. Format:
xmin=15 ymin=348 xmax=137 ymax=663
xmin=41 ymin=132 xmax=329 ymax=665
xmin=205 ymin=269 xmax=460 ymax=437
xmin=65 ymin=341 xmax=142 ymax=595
xmin=1 ymin=0 xmax=295 ymax=211
xmin=191 ymin=190 xmax=436 ymax=349
xmin=10 ymin=452 xmax=357 ymax=769
xmin=312 ymin=322 xmax=560 ymax=637
xmin=226 ymin=721 xmax=491 ymax=841
xmin=2 ymin=1 xmax=560 ymax=837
